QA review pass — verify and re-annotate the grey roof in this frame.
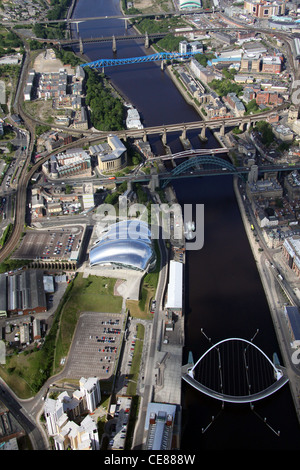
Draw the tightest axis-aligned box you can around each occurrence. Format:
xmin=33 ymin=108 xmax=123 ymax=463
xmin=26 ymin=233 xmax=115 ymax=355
xmin=89 ymin=220 xmax=156 ymax=271
xmin=0 ymin=274 xmax=7 ymax=313
xmin=7 ymin=270 xmax=46 ymax=312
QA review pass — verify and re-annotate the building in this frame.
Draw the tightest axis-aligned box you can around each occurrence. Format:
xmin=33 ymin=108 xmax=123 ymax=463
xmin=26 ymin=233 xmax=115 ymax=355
xmin=212 ymin=31 xmax=235 ymax=45
xmin=145 ymin=403 xmax=177 ymax=450
xmin=2 ymin=270 xmax=47 ymax=315
xmin=82 ymin=183 xmax=95 ymax=210
xmin=224 ymin=92 xmax=245 ymax=116
xmin=73 ymin=106 xmax=89 ymax=130
xmin=284 ymin=170 xmax=300 ymax=200
xmin=240 ymin=52 xmax=261 ymax=73
xmin=37 ymin=69 xmax=68 ymax=100
xmin=179 ymin=0 xmax=201 ymax=8
xmin=246 ymin=178 xmax=283 ymax=199
xmin=282 ymin=236 xmax=300 ymax=278
xmin=165 ymin=260 xmax=183 ymax=316
xmin=243 ymin=0 xmax=285 ymax=18
xmin=89 ymin=220 xmax=156 ymax=272
xmin=43 ymin=149 xmax=92 ymax=179
xmin=255 ymin=91 xmax=283 ymax=106
xmin=44 ymin=377 xmax=101 ymax=450
xmin=283 ymin=306 xmax=300 ymax=348
xmin=237 ymin=30 xmax=257 ymax=41
xmin=179 ymin=40 xmax=203 ymax=55
xmin=33 ymin=318 xmax=41 ymax=340
xmin=0 ymin=273 xmax=7 ymax=317
xmin=262 ymin=56 xmax=282 ymax=73
xmin=79 ymin=377 xmax=101 ymax=413
xmin=189 ymin=58 xmax=217 ymax=84
xmin=272 ymin=124 xmax=294 ymax=142
xmin=97 ymin=134 xmax=127 ymax=172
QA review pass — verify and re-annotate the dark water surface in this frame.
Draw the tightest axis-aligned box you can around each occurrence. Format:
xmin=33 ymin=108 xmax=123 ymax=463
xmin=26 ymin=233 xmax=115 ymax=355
xmin=72 ymin=0 xmax=300 ymax=450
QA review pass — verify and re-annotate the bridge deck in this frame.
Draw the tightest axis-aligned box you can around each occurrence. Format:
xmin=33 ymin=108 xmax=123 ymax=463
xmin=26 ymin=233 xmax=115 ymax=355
xmin=182 ymin=363 xmax=289 ymax=404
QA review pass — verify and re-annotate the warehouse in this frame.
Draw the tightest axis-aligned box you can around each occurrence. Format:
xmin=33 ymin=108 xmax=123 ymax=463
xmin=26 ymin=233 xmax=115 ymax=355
xmin=165 ymin=260 xmax=183 ymax=316
xmin=1 ymin=270 xmax=47 ymax=316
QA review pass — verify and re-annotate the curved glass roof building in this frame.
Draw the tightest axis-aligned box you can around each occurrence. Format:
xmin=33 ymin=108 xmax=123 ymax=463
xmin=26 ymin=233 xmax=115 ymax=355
xmin=89 ymin=220 xmax=156 ymax=272
xmin=179 ymin=0 xmax=202 ymax=8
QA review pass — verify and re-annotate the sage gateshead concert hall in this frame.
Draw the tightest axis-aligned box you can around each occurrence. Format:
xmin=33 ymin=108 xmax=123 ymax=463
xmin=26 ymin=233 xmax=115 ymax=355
xmin=89 ymin=220 xmax=156 ymax=272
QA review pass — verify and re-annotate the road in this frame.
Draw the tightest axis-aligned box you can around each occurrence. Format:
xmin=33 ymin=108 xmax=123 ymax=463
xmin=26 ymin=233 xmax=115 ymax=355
xmin=0 ymin=378 xmax=48 ymax=449
xmin=131 ymin=211 xmax=168 ymax=449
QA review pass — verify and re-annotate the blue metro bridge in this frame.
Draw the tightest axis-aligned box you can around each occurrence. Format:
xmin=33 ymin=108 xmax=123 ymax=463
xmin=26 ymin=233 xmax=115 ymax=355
xmin=80 ymin=51 xmax=198 ymax=70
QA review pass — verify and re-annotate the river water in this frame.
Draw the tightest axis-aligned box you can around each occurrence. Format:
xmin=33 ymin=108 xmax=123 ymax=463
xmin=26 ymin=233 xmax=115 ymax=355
xmin=71 ymin=0 xmax=300 ymax=450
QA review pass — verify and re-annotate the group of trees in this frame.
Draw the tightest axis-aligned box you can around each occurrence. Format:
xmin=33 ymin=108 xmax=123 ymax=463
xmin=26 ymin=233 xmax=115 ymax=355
xmin=210 ymin=77 xmax=243 ymax=97
xmin=156 ymin=34 xmax=185 ymax=52
xmin=47 ymin=0 xmax=72 ymax=21
xmin=194 ymin=52 xmax=215 ymax=67
xmin=55 ymin=48 xmax=83 ymax=67
xmin=134 ymin=16 xmax=187 ymax=34
xmin=254 ymin=121 xmax=275 ymax=147
xmin=104 ymin=181 xmax=128 ymax=206
xmin=32 ymin=23 xmax=66 ymax=40
xmin=0 ymin=30 xmax=23 ymax=57
xmin=84 ymin=68 xmax=124 ymax=131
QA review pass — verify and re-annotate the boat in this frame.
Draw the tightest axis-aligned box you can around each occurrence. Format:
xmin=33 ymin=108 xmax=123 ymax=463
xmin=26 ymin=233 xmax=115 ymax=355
xmin=126 ymin=105 xmax=144 ymax=130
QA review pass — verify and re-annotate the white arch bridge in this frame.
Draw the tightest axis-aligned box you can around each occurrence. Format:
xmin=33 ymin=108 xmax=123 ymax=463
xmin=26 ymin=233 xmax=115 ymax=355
xmin=182 ymin=338 xmax=289 ymax=404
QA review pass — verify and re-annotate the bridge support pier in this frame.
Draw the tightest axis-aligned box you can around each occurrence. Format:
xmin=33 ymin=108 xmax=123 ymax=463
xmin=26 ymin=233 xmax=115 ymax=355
xmin=247 ymin=121 xmax=251 ymax=132
xmin=199 ymin=126 xmax=207 ymax=142
xmin=149 ymin=170 xmax=159 ymax=192
xmin=79 ymin=37 xmax=83 ymax=54
xmin=161 ymin=128 xmax=167 ymax=146
xmin=239 ymin=122 xmax=244 ymax=132
xmin=182 ymin=127 xmax=186 ymax=140
xmin=112 ymin=35 xmax=117 ymax=53
xmin=220 ymin=124 xmax=225 ymax=137
xmin=145 ymin=32 xmax=149 ymax=49
xmin=161 ymin=60 xmax=165 ymax=71
xmin=143 ymin=132 xmax=147 ymax=143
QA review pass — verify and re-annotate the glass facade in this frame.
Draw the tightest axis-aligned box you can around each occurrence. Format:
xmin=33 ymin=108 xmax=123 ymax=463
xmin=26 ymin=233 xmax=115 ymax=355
xmin=89 ymin=220 xmax=156 ymax=271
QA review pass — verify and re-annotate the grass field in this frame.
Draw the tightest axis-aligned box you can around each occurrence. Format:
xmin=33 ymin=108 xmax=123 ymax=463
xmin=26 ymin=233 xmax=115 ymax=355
xmin=126 ymin=239 xmax=161 ymax=319
xmin=126 ymin=323 xmax=144 ymax=396
xmin=53 ymin=274 xmax=123 ymax=371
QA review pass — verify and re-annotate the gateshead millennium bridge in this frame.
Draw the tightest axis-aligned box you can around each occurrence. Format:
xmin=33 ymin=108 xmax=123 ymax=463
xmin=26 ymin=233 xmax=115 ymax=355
xmin=182 ymin=338 xmax=289 ymax=404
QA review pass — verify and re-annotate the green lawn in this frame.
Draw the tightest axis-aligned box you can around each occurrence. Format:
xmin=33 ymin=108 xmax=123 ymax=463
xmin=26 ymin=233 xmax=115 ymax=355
xmin=126 ymin=323 xmax=144 ymax=396
xmin=54 ymin=274 xmax=123 ymax=371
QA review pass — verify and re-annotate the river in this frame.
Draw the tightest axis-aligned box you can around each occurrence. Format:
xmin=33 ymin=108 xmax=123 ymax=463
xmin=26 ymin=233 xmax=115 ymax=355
xmin=71 ymin=0 xmax=300 ymax=450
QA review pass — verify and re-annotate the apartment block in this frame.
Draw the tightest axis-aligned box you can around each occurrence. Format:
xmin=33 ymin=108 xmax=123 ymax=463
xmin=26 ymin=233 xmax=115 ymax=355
xmin=44 ymin=377 xmax=101 ymax=450
xmin=244 ymin=0 xmax=285 ymax=18
xmin=262 ymin=56 xmax=282 ymax=73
